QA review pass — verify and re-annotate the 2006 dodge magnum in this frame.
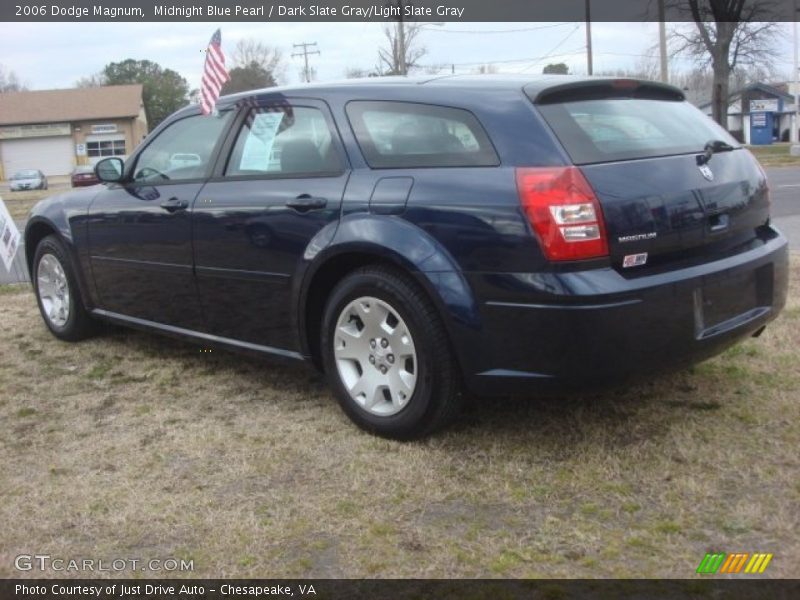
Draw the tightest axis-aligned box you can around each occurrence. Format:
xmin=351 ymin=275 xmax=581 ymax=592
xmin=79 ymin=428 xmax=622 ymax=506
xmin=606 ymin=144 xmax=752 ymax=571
xmin=26 ymin=75 xmax=789 ymax=438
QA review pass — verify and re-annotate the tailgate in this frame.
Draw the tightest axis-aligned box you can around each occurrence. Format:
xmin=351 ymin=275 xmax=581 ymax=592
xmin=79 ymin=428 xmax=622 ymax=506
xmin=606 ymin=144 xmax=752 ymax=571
xmin=530 ymin=80 xmax=770 ymax=270
xmin=581 ymin=149 xmax=769 ymax=270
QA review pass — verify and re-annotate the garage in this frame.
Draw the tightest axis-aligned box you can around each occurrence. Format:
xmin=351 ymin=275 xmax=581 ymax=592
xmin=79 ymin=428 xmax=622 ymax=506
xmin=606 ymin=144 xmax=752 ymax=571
xmin=0 ymin=85 xmax=148 ymax=181
xmin=1 ymin=135 xmax=74 ymax=177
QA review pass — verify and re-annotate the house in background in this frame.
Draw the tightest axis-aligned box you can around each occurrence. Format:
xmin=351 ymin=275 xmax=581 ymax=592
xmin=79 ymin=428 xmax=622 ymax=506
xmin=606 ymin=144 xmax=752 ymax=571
xmin=0 ymin=85 xmax=147 ymax=180
xmin=696 ymin=82 xmax=795 ymax=145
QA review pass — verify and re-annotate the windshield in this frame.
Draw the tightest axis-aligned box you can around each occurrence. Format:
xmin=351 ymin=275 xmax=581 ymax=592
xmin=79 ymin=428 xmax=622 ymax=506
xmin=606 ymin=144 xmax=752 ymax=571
xmin=537 ymin=98 xmax=740 ymax=165
xmin=14 ymin=170 xmax=39 ymax=179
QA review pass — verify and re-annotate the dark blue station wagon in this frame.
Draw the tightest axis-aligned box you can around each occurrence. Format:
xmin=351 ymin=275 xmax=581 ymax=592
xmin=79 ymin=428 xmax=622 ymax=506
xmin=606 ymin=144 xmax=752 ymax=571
xmin=26 ymin=75 xmax=789 ymax=438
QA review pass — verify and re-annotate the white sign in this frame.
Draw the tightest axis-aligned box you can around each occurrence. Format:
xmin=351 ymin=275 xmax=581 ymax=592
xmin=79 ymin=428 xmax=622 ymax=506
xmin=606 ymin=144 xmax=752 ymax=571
xmin=91 ymin=123 xmax=118 ymax=134
xmin=76 ymin=143 xmax=87 ymax=156
xmin=0 ymin=197 xmax=21 ymax=271
xmin=239 ymin=112 xmax=285 ymax=171
xmin=0 ymin=123 xmax=71 ymax=140
xmin=750 ymin=98 xmax=779 ymax=112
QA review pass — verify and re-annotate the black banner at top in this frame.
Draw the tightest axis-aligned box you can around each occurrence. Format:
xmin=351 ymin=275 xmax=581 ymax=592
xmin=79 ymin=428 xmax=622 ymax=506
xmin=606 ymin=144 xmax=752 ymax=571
xmin=1 ymin=0 xmax=798 ymax=22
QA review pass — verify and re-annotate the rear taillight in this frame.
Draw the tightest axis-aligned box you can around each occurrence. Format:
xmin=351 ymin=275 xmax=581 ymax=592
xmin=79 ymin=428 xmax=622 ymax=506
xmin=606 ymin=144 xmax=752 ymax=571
xmin=515 ymin=166 xmax=609 ymax=261
xmin=747 ymin=149 xmax=771 ymax=208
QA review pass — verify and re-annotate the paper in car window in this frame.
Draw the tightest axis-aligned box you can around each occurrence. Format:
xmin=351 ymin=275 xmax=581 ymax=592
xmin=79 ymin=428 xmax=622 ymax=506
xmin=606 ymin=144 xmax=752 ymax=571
xmin=239 ymin=111 xmax=285 ymax=171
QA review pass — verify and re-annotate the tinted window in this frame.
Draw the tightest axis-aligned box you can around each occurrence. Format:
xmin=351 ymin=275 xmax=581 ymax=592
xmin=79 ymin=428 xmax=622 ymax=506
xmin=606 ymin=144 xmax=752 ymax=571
xmin=346 ymin=101 xmax=499 ymax=168
xmin=225 ymin=105 xmax=341 ymax=177
xmin=537 ymin=98 xmax=740 ymax=165
xmin=133 ymin=111 xmax=233 ymax=182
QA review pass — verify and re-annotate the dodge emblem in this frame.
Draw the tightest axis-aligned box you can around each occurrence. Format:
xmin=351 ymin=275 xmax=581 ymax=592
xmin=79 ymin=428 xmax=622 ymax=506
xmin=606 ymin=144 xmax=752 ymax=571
xmin=698 ymin=164 xmax=714 ymax=181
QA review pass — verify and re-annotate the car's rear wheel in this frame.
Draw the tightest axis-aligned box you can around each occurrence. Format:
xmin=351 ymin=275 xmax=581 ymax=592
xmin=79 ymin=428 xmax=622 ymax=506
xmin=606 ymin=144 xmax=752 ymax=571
xmin=33 ymin=235 xmax=97 ymax=341
xmin=321 ymin=265 xmax=462 ymax=439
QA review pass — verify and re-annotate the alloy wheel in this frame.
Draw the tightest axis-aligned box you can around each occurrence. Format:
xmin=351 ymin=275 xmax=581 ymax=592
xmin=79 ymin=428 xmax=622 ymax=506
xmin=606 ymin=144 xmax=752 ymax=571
xmin=37 ymin=253 xmax=70 ymax=328
xmin=333 ymin=296 xmax=417 ymax=416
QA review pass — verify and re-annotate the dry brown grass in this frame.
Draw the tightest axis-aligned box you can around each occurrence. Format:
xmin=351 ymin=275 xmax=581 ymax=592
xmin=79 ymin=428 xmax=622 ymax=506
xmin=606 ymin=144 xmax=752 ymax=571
xmin=1 ymin=189 xmax=61 ymax=220
xmin=748 ymin=143 xmax=800 ymax=167
xmin=1 ymin=260 xmax=799 ymax=579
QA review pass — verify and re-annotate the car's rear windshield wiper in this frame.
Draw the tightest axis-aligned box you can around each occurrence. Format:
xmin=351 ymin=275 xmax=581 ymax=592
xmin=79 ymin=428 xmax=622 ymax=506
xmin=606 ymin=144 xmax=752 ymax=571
xmin=697 ymin=139 xmax=735 ymax=165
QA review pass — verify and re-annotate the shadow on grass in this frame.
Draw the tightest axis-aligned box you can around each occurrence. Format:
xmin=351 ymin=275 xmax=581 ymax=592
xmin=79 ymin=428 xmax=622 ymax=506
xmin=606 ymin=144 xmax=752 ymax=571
xmin=94 ymin=321 xmax=720 ymax=453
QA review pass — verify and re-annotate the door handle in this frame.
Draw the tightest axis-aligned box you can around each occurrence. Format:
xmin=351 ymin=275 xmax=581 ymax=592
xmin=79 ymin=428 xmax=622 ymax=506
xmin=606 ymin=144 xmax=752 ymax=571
xmin=160 ymin=197 xmax=189 ymax=212
xmin=708 ymin=213 xmax=729 ymax=232
xmin=285 ymin=194 xmax=327 ymax=212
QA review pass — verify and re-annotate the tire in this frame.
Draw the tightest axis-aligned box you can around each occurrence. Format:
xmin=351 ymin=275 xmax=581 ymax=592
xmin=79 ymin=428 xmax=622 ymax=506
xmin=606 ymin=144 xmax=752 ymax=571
xmin=32 ymin=235 xmax=97 ymax=341
xmin=321 ymin=265 xmax=462 ymax=439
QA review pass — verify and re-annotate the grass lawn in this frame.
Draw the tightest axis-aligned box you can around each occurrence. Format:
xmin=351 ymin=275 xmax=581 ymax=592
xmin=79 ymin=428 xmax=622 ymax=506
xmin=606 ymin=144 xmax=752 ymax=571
xmin=1 ymin=189 xmax=57 ymax=220
xmin=1 ymin=259 xmax=798 ymax=579
xmin=748 ymin=143 xmax=800 ymax=167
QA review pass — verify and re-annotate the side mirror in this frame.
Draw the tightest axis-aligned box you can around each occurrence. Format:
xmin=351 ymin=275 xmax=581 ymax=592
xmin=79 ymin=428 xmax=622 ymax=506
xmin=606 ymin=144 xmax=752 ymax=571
xmin=95 ymin=157 xmax=125 ymax=183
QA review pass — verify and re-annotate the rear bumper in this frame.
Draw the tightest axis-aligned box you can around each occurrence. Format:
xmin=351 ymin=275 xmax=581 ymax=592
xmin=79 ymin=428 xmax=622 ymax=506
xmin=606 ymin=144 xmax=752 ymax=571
xmin=460 ymin=229 xmax=789 ymax=396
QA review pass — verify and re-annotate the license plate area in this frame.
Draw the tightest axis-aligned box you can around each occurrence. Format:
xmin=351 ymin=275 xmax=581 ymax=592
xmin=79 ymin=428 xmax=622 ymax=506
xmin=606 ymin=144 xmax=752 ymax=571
xmin=693 ymin=265 xmax=773 ymax=339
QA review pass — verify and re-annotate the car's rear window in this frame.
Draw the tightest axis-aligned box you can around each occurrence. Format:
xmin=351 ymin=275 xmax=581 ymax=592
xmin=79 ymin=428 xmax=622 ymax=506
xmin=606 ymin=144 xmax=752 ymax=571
xmin=536 ymin=98 xmax=740 ymax=165
xmin=346 ymin=101 xmax=499 ymax=168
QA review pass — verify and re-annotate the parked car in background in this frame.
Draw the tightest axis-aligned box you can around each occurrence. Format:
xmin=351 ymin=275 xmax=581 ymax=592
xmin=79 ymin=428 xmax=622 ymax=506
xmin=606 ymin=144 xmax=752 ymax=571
xmin=24 ymin=76 xmax=789 ymax=439
xmin=71 ymin=165 xmax=99 ymax=187
xmin=9 ymin=169 xmax=47 ymax=191
xmin=168 ymin=153 xmax=203 ymax=171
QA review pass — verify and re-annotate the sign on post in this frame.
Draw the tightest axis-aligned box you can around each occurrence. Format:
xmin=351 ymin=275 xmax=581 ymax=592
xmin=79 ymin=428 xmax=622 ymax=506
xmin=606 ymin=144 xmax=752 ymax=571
xmin=750 ymin=99 xmax=779 ymax=113
xmin=0 ymin=197 xmax=21 ymax=271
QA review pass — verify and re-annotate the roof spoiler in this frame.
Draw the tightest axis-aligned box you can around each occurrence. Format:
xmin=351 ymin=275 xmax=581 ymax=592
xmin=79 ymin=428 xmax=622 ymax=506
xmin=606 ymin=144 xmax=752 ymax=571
xmin=528 ymin=79 xmax=685 ymax=105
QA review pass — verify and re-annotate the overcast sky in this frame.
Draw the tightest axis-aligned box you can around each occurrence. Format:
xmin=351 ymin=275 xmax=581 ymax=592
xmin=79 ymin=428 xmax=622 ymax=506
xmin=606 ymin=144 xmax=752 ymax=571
xmin=0 ymin=21 xmax=795 ymax=91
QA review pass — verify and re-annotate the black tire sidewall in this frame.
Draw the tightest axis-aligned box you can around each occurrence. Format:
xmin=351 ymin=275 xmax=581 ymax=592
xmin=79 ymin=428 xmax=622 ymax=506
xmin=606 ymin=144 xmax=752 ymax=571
xmin=321 ymin=270 xmax=442 ymax=437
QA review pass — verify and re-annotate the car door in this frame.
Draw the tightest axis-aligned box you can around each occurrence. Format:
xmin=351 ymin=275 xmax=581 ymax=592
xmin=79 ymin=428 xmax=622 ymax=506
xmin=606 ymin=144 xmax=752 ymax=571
xmin=192 ymin=98 xmax=349 ymax=351
xmin=87 ymin=110 xmax=234 ymax=330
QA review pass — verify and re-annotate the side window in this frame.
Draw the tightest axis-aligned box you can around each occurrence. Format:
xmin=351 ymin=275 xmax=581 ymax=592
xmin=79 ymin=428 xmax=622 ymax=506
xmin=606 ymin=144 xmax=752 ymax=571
xmin=225 ymin=105 xmax=342 ymax=177
xmin=346 ymin=101 xmax=499 ymax=168
xmin=133 ymin=111 xmax=233 ymax=183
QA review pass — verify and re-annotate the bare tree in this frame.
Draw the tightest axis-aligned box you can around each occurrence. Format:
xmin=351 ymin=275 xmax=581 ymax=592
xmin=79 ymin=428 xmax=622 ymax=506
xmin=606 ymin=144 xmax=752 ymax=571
xmin=345 ymin=67 xmax=369 ymax=79
xmin=669 ymin=0 xmax=781 ymax=127
xmin=75 ymin=72 xmax=107 ymax=88
xmin=377 ymin=22 xmax=427 ymax=76
xmin=475 ymin=64 xmax=500 ymax=75
xmin=232 ymin=38 xmax=286 ymax=84
xmin=423 ymin=63 xmax=448 ymax=75
xmin=0 ymin=64 xmax=26 ymax=92
xmin=299 ymin=66 xmax=317 ymax=83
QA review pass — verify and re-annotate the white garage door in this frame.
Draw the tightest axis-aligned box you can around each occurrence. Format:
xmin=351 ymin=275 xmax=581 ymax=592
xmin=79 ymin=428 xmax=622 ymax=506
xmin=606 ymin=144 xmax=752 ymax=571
xmin=1 ymin=136 xmax=74 ymax=177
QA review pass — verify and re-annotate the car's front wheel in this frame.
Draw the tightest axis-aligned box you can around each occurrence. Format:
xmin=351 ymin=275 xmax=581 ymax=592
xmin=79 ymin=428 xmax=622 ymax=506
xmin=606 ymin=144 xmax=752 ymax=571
xmin=321 ymin=265 xmax=462 ymax=439
xmin=33 ymin=235 xmax=97 ymax=341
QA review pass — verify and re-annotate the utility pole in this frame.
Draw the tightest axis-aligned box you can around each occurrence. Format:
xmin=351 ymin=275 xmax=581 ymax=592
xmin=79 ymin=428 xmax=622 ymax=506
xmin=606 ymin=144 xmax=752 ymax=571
xmin=658 ymin=0 xmax=668 ymax=83
xmin=292 ymin=42 xmax=319 ymax=83
xmin=792 ymin=0 xmax=799 ymax=149
xmin=585 ymin=0 xmax=593 ymax=75
xmin=396 ymin=0 xmax=407 ymax=75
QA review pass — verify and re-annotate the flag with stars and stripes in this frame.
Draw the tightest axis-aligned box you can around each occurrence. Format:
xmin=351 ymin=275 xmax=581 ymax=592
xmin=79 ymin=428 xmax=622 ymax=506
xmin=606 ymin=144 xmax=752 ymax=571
xmin=200 ymin=29 xmax=229 ymax=115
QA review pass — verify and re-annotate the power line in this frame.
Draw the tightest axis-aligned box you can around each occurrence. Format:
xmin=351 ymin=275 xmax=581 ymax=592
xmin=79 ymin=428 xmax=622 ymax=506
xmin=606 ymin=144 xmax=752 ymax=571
xmin=418 ymin=48 xmax=585 ymax=71
xmin=292 ymin=41 xmax=320 ymax=83
xmin=419 ymin=23 xmax=574 ymax=35
xmin=518 ymin=25 xmax=583 ymax=73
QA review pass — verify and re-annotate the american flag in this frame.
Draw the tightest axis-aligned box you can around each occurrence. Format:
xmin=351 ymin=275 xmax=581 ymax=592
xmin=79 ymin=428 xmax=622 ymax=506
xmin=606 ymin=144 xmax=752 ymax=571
xmin=200 ymin=29 xmax=229 ymax=115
